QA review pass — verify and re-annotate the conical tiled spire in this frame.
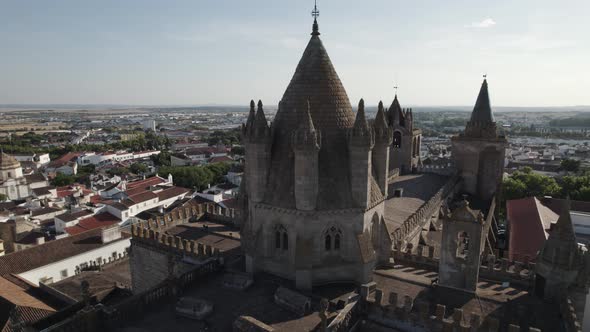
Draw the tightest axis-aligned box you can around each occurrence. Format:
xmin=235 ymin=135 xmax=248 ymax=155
xmin=551 ymin=198 xmax=577 ymax=241
xmin=299 ymin=99 xmax=316 ymax=131
xmin=292 ymin=100 xmax=321 ymax=150
xmin=353 ymin=99 xmax=370 ymax=134
xmin=246 ymin=100 xmax=256 ymax=129
xmin=470 ymin=79 xmax=494 ymax=123
xmin=348 ymin=99 xmax=374 ymax=148
xmin=374 ymin=100 xmax=393 ymax=146
xmin=388 ymin=95 xmax=405 ymax=127
xmin=374 ymin=101 xmax=388 ymax=131
xmin=463 ymin=78 xmax=498 ymax=138
xmin=263 ymin=11 xmax=355 ymax=210
xmin=253 ymin=100 xmax=269 ymax=132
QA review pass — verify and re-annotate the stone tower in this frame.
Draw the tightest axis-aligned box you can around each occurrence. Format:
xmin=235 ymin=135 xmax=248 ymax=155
xmin=387 ymin=95 xmax=421 ymax=174
xmin=451 ymin=79 xmax=507 ymax=202
xmin=241 ymin=16 xmax=390 ymax=290
xmin=438 ymin=199 xmax=485 ymax=292
xmin=536 ymin=200 xmax=590 ymax=322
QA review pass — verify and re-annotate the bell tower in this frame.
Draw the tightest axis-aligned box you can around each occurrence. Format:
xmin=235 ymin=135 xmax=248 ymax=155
xmin=451 ymin=78 xmax=507 ymax=202
xmin=387 ymin=94 xmax=421 ymax=174
xmin=439 ymin=198 xmax=485 ymax=292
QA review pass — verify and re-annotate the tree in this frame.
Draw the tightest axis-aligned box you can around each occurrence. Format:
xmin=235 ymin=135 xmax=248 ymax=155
xmin=107 ymin=167 xmax=129 ymax=177
xmin=130 ymin=162 xmax=149 ymax=174
xmin=151 ymin=151 xmax=171 ymax=167
xmin=502 ymin=169 xmax=561 ymax=201
xmin=561 ymin=159 xmax=581 ymax=173
xmin=51 ymin=173 xmax=76 ymax=186
xmin=231 ymin=146 xmax=245 ymax=156
xmin=159 ymin=162 xmax=232 ymax=190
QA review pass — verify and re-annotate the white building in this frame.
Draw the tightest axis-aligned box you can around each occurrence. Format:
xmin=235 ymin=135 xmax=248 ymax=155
xmin=0 ymin=152 xmax=49 ymax=200
xmin=0 ymin=226 xmax=130 ymax=286
xmin=78 ymin=150 xmax=160 ymax=166
xmin=13 ymin=153 xmax=51 ymax=168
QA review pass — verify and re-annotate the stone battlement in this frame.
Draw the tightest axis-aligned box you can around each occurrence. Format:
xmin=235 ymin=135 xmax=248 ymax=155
xmin=417 ymin=163 xmax=456 ymax=176
xmin=131 ymin=224 xmax=221 ymax=259
xmin=359 ymin=282 xmax=543 ymax=332
xmin=392 ymin=245 xmax=536 ymax=287
xmin=560 ymin=297 xmax=583 ymax=332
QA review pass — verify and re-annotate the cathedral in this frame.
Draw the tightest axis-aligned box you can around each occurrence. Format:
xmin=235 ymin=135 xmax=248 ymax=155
xmin=119 ymin=8 xmax=590 ymax=332
xmin=239 ymin=16 xmax=506 ymax=290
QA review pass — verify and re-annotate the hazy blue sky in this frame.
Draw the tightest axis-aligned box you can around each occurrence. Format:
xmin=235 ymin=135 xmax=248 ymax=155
xmin=0 ymin=0 xmax=588 ymax=107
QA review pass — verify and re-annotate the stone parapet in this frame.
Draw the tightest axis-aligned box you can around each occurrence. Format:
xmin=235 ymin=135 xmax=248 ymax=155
xmin=391 ymin=246 xmax=536 ymax=287
xmin=359 ymin=282 xmax=543 ymax=332
xmin=131 ymin=224 xmax=221 ymax=259
xmin=560 ymin=297 xmax=583 ymax=332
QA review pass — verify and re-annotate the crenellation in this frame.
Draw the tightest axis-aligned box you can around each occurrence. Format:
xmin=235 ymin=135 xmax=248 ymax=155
xmin=452 ymin=308 xmax=463 ymax=327
xmin=374 ymin=288 xmax=383 ymax=306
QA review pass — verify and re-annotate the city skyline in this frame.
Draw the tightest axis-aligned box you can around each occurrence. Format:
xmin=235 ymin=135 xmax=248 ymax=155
xmin=1 ymin=0 xmax=589 ymax=107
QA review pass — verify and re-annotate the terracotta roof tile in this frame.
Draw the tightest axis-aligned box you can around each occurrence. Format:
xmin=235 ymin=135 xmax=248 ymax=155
xmin=0 ymin=228 xmax=128 ymax=277
xmin=156 ymin=186 xmax=188 ymax=201
xmin=507 ymin=197 xmax=559 ymax=262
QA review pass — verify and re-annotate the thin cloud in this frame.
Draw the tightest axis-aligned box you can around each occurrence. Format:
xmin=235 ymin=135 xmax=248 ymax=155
xmin=466 ymin=18 xmax=496 ymax=28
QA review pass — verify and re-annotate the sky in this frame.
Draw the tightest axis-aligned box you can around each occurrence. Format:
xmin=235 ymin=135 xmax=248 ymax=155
xmin=0 ymin=0 xmax=589 ymax=107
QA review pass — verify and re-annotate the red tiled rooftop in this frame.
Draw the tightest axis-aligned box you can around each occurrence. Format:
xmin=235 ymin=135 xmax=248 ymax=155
xmin=507 ymin=197 xmax=559 ymax=262
xmin=126 ymin=176 xmax=166 ymax=190
xmin=156 ymin=186 xmax=189 ymax=201
xmin=128 ymin=191 xmax=158 ymax=204
xmin=209 ymin=156 xmax=234 ymax=164
xmin=65 ymin=212 xmax=120 ymax=236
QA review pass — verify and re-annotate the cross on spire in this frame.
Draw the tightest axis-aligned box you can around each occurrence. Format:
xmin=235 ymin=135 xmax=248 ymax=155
xmin=312 ymin=0 xmax=320 ymax=20
xmin=394 ymin=84 xmax=398 ymax=96
xmin=483 ymin=74 xmax=487 ymax=79
xmin=311 ymin=0 xmax=320 ymax=36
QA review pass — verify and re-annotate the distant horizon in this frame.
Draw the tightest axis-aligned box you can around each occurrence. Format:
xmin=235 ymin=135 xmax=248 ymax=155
xmin=1 ymin=1 xmax=588 ymax=107
xmin=1 ymin=103 xmax=590 ymax=111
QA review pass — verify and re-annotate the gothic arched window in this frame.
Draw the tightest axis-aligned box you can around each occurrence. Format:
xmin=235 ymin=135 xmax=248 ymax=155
xmin=456 ymin=231 xmax=470 ymax=259
xmin=324 ymin=226 xmax=342 ymax=252
xmin=275 ymin=231 xmax=281 ymax=249
xmin=393 ymin=131 xmax=402 ymax=148
xmin=282 ymin=232 xmax=289 ymax=250
xmin=274 ymin=225 xmax=288 ymax=251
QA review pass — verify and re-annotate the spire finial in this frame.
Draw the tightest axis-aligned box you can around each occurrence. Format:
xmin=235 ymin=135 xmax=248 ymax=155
xmin=483 ymin=74 xmax=487 ymax=81
xmin=394 ymin=84 xmax=398 ymax=97
xmin=311 ymin=0 xmax=320 ymax=36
